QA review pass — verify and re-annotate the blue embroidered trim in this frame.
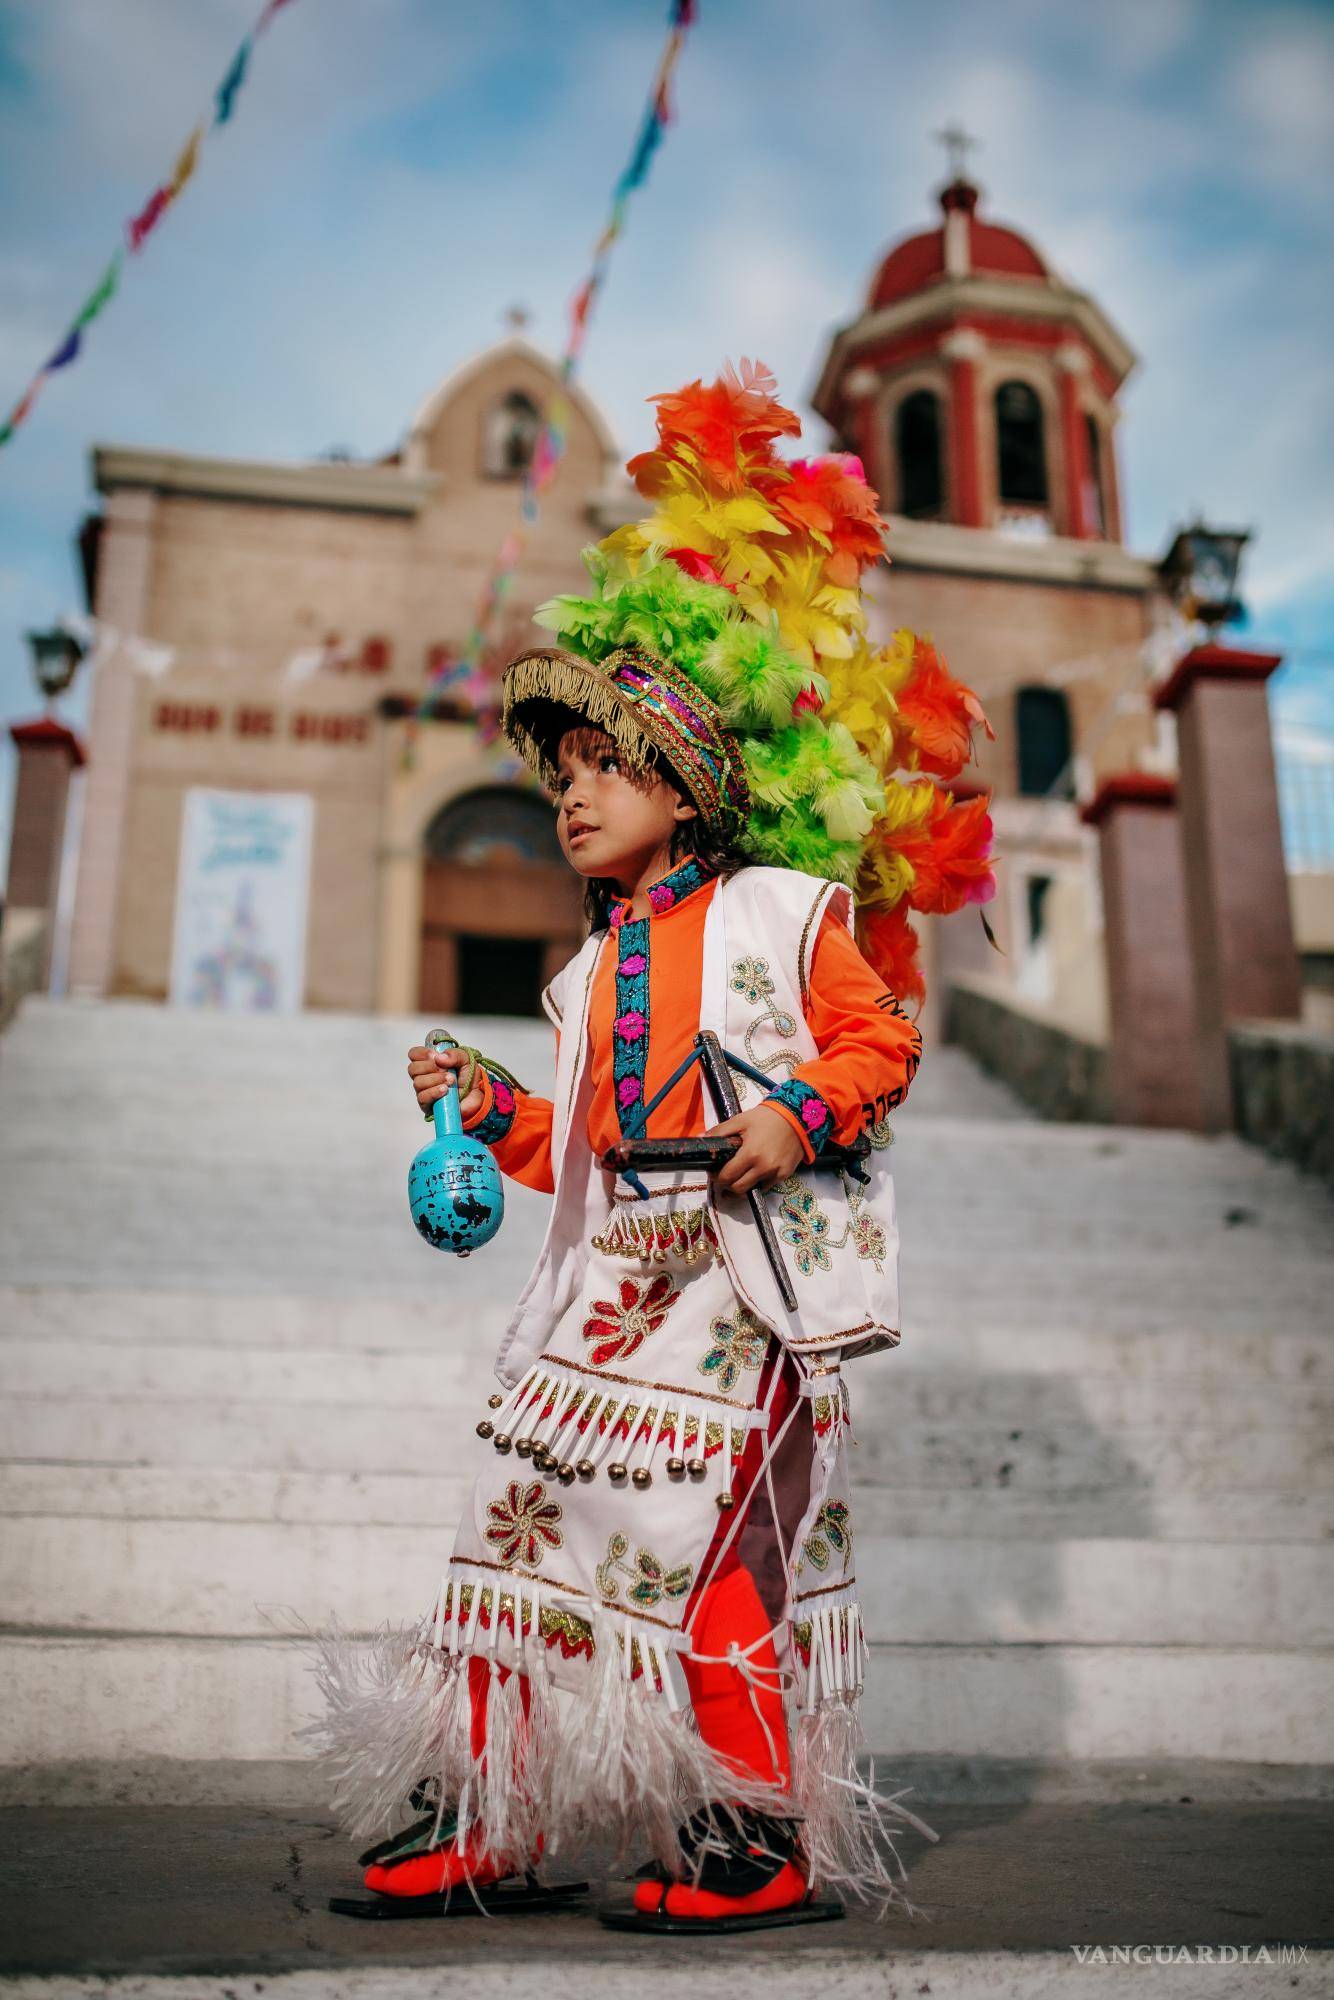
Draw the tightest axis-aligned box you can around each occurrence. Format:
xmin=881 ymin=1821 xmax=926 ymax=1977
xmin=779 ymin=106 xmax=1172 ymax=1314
xmin=766 ymin=1077 xmax=835 ymax=1158
xmin=472 ymin=1073 xmax=518 ymax=1147
xmin=612 ymin=915 xmax=651 ymax=1137
xmin=608 ymin=854 xmax=715 ymax=930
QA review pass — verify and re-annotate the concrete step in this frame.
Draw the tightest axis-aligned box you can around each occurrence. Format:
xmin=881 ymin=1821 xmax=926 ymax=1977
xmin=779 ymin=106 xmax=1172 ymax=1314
xmin=7 ymin=1286 xmax=1333 ymax=1379
xmin=5 ymin=1394 xmax=1329 ymax=1489
xmin=4 ymin=1634 xmax=1331 ymax=1768
xmin=3 ymin=1517 xmax=1330 ymax=1647
xmin=6 ymin=1462 xmax=1332 ymax=1542
xmin=5 ymin=1011 xmax=1333 ymax=1327
xmin=7 ymin=1338 xmax=1330 ymax=1427
xmin=5 ymin=1344 xmax=1328 ymax=1440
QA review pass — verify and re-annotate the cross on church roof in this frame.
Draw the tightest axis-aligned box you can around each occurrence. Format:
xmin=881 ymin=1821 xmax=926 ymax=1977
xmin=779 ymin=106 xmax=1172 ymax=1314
xmin=934 ymin=122 xmax=980 ymax=182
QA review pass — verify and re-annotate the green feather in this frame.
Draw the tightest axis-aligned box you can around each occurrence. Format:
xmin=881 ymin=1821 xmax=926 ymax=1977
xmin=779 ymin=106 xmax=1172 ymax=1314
xmin=534 ymin=546 xmax=889 ymax=889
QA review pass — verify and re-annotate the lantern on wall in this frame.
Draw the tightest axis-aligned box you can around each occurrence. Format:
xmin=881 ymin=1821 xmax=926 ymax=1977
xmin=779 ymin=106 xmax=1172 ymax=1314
xmin=26 ymin=626 xmax=85 ymax=709
xmin=1159 ymin=522 xmax=1250 ymax=632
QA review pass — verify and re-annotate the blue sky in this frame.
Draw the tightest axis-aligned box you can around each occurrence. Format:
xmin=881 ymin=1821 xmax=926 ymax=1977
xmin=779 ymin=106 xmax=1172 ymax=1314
xmin=2 ymin=0 xmax=1332 ymax=845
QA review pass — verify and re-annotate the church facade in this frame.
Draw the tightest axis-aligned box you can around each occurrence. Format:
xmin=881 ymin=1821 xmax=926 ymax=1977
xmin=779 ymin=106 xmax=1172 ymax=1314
xmin=67 ymin=177 xmax=1172 ymax=1038
xmin=68 ymin=338 xmax=620 ymax=1018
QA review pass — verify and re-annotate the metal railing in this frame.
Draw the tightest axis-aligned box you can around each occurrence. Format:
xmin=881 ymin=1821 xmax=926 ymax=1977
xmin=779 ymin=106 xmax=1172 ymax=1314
xmin=1277 ymin=739 xmax=1334 ymax=871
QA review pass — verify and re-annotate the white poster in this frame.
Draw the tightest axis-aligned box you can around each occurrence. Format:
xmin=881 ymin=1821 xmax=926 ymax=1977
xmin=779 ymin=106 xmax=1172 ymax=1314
xmin=169 ymin=788 xmax=314 ymax=1013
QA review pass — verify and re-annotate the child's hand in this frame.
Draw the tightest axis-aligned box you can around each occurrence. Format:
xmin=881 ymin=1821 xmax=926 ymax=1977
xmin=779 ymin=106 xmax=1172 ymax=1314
xmin=407 ymin=1044 xmax=486 ymax=1123
xmin=705 ymin=1105 xmax=805 ymax=1196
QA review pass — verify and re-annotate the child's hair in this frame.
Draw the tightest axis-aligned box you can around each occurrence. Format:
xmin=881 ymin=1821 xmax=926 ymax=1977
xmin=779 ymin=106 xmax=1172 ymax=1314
xmin=555 ymin=723 xmax=749 ymax=932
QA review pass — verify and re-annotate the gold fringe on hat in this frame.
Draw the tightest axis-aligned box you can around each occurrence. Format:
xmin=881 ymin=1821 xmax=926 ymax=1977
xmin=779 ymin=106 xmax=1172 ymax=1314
xmin=502 ymin=643 xmax=750 ymax=834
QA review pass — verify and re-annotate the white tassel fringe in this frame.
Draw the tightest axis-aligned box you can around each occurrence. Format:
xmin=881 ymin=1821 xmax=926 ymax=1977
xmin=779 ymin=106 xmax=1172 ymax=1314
xmin=303 ymin=1608 xmax=796 ymax=1878
xmin=791 ymin=1695 xmax=937 ymax=1915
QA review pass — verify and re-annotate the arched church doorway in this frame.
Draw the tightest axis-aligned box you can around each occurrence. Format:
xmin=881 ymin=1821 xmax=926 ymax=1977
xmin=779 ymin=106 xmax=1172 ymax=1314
xmin=419 ymin=786 xmax=585 ymax=1017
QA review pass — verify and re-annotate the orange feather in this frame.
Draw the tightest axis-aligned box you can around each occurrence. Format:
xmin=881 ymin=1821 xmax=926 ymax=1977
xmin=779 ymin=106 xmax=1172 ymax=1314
xmin=892 ymin=638 xmax=995 ymax=780
xmin=857 ymin=900 xmax=925 ymax=1013
xmin=628 ymin=357 xmax=801 ymax=498
xmin=894 ymin=787 xmax=997 ymax=916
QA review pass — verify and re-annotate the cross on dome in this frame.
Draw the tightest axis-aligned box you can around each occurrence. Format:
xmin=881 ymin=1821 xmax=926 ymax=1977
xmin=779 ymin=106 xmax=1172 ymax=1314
xmin=934 ymin=121 xmax=980 ymax=183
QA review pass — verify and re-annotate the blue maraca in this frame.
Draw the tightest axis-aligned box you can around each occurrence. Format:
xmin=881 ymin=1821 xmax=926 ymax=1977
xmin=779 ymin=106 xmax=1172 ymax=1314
xmin=409 ymin=1030 xmax=504 ymax=1255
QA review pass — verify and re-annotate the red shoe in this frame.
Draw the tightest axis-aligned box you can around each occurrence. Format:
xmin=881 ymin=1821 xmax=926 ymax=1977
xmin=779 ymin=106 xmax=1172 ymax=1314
xmin=604 ymin=1806 xmax=843 ymax=1935
xmin=366 ymin=1834 xmax=502 ymax=1898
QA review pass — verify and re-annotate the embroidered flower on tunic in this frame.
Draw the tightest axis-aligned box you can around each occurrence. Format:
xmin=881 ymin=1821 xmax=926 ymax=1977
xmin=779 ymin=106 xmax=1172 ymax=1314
xmin=698 ymin=1304 xmax=768 ymax=1393
xmin=581 ymin=1271 xmax=681 ymax=1367
xmin=800 ymin=1500 xmax=852 ymax=1575
xmin=729 ymin=954 xmax=776 ymax=1006
xmin=484 ymin=1480 xmax=564 ymax=1569
xmin=850 ymin=1211 xmax=887 ymax=1265
xmin=596 ymin=1531 xmax=694 ymax=1610
xmin=774 ymin=1178 xmax=833 ymax=1275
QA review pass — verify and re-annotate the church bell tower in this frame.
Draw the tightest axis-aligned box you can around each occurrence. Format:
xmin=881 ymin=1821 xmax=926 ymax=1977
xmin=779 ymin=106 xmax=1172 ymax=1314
xmin=812 ymin=139 xmax=1137 ymax=545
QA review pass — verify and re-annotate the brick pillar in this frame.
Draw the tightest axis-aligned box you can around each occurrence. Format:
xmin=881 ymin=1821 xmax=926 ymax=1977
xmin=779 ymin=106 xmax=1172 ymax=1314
xmin=1081 ymin=774 xmax=1209 ymax=1129
xmin=1153 ymin=643 xmax=1300 ymax=1129
xmin=5 ymin=719 xmax=86 ymax=984
xmin=66 ymin=487 xmax=157 ymax=998
xmin=942 ymin=329 xmax=985 ymax=527
xmin=1056 ymin=343 xmax=1094 ymax=540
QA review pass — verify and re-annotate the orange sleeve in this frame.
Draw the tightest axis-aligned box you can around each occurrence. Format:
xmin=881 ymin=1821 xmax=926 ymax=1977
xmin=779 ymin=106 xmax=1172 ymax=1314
xmin=461 ymin=1046 xmax=558 ymax=1195
xmin=762 ymin=909 xmax=923 ymax=1160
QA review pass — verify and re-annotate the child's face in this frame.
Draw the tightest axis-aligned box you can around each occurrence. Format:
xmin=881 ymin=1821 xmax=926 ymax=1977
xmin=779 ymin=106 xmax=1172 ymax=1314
xmin=553 ymin=727 xmax=696 ymax=887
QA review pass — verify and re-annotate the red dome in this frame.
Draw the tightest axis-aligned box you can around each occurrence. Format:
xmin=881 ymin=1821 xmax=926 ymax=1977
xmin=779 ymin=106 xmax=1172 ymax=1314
xmin=870 ymin=229 xmax=946 ymax=307
xmin=869 ymin=189 xmax=1049 ymax=309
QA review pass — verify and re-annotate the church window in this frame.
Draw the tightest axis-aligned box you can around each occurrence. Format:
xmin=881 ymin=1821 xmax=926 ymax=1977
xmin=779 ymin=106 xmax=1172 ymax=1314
xmin=895 ymin=389 xmax=945 ymax=519
xmin=1015 ymin=685 xmax=1073 ymax=799
xmin=483 ymin=391 xmax=543 ymax=479
xmin=1026 ymin=873 xmax=1053 ymax=944
xmin=995 ymin=380 xmax=1048 ymax=507
xmin=1083 ymin=414 xmax=1105 ymax=535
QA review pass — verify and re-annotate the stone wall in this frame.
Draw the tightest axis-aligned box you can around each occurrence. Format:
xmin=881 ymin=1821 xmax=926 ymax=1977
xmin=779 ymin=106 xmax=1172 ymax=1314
xmin=1229 ymin=1023 xmax=1334 ymax=1191
xmin=945 ymin=975 xmax=1112 ymax=1123
xmin=0 ymin=910 xmax=49 ymax=1031
xmin=947 ymin=977 xmax=1334 ymax=1188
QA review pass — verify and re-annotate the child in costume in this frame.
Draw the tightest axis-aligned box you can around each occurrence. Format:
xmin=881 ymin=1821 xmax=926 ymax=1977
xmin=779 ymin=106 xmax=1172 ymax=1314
xmin=315 ymin=362 xmax=996 ymax=1930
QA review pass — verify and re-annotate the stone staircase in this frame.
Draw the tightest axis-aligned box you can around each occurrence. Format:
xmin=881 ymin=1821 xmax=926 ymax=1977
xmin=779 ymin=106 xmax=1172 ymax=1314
xmin=1 ymin=996 xmax=1332 ymax=1801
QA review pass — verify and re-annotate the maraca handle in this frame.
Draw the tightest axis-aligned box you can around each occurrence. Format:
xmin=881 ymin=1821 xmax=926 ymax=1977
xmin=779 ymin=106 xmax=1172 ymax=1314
xmin=424 ymin=1028 xmax=465 ymax=1140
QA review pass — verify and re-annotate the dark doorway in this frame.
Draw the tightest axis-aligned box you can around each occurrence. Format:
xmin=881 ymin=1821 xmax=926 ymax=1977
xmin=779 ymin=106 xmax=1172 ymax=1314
xmin=457 ymin=934 xmax=546 ymax=1016
xmin=419 ymin=785 xmax=583 ymax=1017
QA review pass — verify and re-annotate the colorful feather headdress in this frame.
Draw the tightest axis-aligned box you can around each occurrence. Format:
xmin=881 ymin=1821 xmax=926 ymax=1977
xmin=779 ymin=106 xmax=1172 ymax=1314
xmin=502 ymin=360 xmax=997 ymax=1011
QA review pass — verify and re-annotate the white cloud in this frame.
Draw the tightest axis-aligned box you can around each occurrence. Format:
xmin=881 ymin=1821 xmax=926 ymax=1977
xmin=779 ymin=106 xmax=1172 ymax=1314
xmin=1227 ymin=10 xmax=1334 ymax=181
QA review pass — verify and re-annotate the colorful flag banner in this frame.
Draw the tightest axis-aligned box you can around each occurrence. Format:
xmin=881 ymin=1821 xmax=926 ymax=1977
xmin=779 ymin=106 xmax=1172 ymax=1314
xmin=0 ymin=0 xmax=298 ymax=453
xmin=415 ymin=0 xmax=698 ymax=742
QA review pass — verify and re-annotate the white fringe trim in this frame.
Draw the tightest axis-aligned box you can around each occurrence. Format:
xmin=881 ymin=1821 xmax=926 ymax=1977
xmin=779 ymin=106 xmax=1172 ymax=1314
xmin=303 ymin=1583 xmax=937 ymax=1908
xmin=792 ymin=1589 xmax=865 ymax=1710
xmin=489 ymin=1358 xmax=760 ymax=1477
xmin=303 ymin=1593 xmax=797 ymax=1878
xmin=792 ymin=1696 xmax=938 ymax=1915
xmin=591 ymin=1203 xmax=721 ymax=1267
